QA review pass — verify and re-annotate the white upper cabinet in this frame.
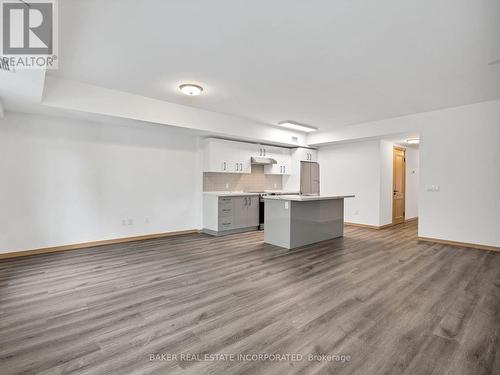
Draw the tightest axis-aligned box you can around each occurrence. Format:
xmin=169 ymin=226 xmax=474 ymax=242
xmin=203 ymin=138 xmax=293 ymax=175
xmin=238 ymin=142 xmax=254 ymax=173
xmin=256 ymin=144 xmax=272 ymax=158
xmin=203 ymin=138 xmax=244 ymax=173
xmin=203 ymin=138 xmax=232 ymax=173
xmin=203 ymin=138 xmax=256 ymax=174
xmin=297 ymin=148 xmax=318 ymax=162
xmin=264 ymin=147 xmax=291 ymax=175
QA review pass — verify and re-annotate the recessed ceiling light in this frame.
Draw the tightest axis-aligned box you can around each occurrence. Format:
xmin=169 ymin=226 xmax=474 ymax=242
xmin=179 ymin=84 xmax=203 ymax=96
xmin=278 ymin=121 xmax=318 ymax=133
xmin=406 ymin=138 xmax=420 ymax=144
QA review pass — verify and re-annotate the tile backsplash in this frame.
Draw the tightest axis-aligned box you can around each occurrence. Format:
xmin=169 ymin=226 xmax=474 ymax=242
xmin=203 ymin=165 xmax=283 ymax=192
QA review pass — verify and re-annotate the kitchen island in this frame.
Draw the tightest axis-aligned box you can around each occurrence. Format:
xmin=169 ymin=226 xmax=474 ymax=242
xmin=263 ymin=195 xmax=354 ymax=249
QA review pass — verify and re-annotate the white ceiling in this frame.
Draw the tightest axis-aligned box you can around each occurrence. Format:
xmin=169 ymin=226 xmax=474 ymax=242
xmin=49 ymin=0 xmax=500 ymax=132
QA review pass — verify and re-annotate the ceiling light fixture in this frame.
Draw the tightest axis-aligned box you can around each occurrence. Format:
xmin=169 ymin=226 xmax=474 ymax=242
xmin=179 ymin=84 xmax=203 ymax=96
xmin=406 ymin=138 xmax=420 ymax=145
xmin=278 ymin=121 xmax=318 ymax=133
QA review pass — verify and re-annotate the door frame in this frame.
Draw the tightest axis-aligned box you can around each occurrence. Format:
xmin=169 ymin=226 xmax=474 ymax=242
xmin=392 ymin=146 xmax=406 ymax=224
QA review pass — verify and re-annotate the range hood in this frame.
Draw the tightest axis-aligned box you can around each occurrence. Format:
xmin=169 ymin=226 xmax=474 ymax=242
xmin=251 ymin=156 xmax=277 ymax=165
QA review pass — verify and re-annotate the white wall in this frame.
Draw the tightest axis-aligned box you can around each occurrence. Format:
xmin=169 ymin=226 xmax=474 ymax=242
xmin=0 ymin=112 xmax=202 ymax=253
xmin=405 ymin=147 xmax=419 ymax=219
xmin=419 ymin=111 xmax=500 ymax=247
xmin=379 ymin=140 xmax=394 ymax=226
xmin=319 ymin=140 xmax=381 ymax=226
xmin=320 ymin=139 xmax=420 ymax=227
xmin=313 ymin=99 xmax=500 ymax=247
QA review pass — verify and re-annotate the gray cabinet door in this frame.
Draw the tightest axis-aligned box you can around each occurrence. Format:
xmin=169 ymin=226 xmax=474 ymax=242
xmin=232 ymin=196 xmax=248 ymax=229
xmin=247 ymin=196 xmax=259 ymax=226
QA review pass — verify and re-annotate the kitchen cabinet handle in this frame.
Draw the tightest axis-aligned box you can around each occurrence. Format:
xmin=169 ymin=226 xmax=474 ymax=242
xmin=283 ymin=166 xmax=286 ymax=174
xmin=248 ymin=197 xmax=251 ymax=206
xmin=263 ymin=149 xmax=266 ymax=156
xmin=240 ymin=163 xmax=243 ymax=171
xmin=223 ymin=162 xmax=226 ymax=170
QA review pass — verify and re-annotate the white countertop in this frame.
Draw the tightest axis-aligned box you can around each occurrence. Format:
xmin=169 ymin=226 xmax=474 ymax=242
xmin=262 ymin=190 xmax=301 ymax=194
xmin=263 ymin=194 xmax=355 ymax=201
xmin=203 ymin=191 xmax=260 ymax=197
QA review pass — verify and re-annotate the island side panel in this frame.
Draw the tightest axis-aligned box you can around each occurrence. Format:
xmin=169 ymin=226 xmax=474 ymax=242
xmin=289 ymin=199 xmax=344 ymax=248
xmin=264 ymin=199 xmax=292 ymax=249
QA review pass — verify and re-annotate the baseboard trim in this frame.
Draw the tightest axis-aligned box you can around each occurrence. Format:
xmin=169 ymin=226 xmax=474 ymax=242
xmin=0 ymin=229 xmax=201 ymax=260
xmin=346 ymin=217 xmax=418 ymax=230
xmin=345 ymin=222 xmax=387 ymax=230
xmin=405 ymin=217 xmax=418 ymax=223
xmin=345 ymin=222 xmax=394 ymax=230
xmin=418 ymin=236 xmax=500 ymax=252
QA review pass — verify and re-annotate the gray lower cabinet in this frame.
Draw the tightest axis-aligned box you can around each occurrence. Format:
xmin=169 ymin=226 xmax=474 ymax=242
xmin=203 ymin=194 xmax=259 ymax=236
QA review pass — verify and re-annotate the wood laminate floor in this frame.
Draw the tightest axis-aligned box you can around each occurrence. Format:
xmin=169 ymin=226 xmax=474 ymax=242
xmin=1 ymin=221 xmax=499 ymax=375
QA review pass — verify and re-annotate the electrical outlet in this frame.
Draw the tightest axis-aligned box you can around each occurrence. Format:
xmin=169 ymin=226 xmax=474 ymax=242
xmin=128 ymin=219 xmax=133 ymax=225
xmin=274 ymin=183 xmax=277 ymax=188
xmin=354 ymin=210 xmax=359 ymax=215
xmin=145 ymin=217 xmax=150 ymax=224
xmin=121 ymin=219 xmax=127 ymax=226
xmin=225 ymin=183 xmax=229 ymax=189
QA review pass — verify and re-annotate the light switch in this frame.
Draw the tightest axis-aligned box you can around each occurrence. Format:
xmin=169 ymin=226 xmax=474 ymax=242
xmin=426 ymin=185 xmax=440 ymax=192
xmin=284 ymin=202 xmax=289 ymax=209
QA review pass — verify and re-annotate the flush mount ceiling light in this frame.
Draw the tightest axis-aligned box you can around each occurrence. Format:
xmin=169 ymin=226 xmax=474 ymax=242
xmin=179 ymin=84 xmax=203 ymax=96
xmin=278 ymin=121 xmax=318 ymax=133
xmin=406 ymin=138 xmax=420 ymax=145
